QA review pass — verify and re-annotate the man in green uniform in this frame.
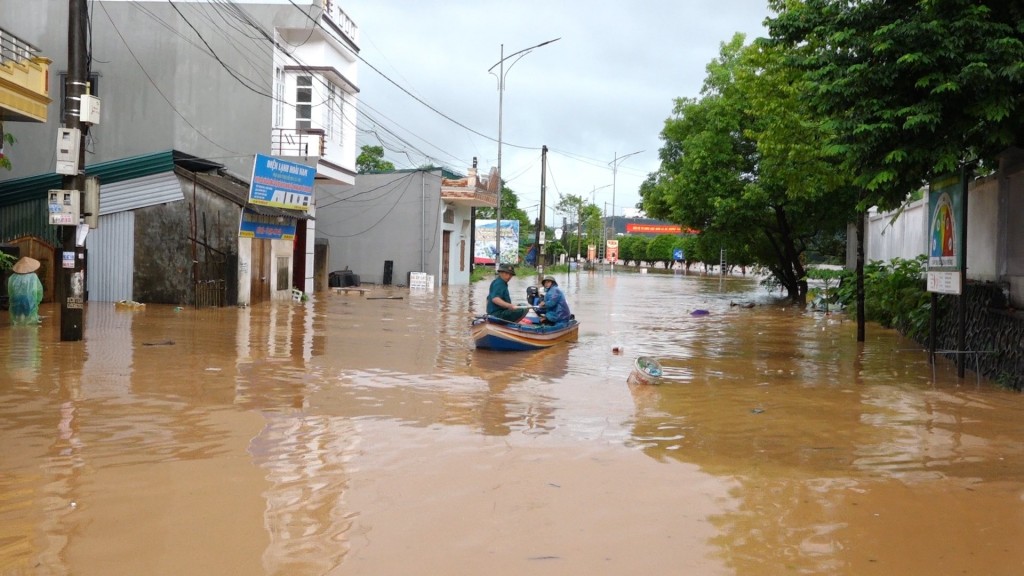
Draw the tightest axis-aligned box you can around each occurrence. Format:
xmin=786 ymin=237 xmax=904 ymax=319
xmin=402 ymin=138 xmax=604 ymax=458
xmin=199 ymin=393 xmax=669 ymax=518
xmin=486 ymin=263 xmax=528 ymax=322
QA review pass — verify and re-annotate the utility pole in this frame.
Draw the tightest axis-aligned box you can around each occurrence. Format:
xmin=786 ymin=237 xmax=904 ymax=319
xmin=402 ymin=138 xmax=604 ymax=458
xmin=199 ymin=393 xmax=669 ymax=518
xmin=57 ymin=0 xmax=89 ymax=341
xmin=537 ymin=145 xmax=547 ymax=276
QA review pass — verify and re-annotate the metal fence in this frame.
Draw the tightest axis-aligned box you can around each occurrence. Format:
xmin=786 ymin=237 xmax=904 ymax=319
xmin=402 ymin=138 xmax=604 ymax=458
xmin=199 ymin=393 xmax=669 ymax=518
xmin=195 ymin=280 xmax=225 ymax=308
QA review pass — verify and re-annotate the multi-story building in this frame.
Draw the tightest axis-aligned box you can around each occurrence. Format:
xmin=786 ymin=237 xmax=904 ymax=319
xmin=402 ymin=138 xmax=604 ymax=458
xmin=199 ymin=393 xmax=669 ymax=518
xmin=0 ymin=0 xmax=359 ymax=303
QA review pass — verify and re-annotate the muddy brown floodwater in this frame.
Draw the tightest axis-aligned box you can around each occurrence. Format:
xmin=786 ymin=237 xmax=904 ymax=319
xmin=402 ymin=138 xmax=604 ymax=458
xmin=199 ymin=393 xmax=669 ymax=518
xmin=2 ymin=271 xmax=1023 ymax=575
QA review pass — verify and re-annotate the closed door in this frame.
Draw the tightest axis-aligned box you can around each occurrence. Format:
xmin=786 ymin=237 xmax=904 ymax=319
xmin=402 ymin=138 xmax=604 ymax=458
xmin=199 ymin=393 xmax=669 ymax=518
xmin=442 ymin=231 xmax=451 ymax=286
xmin=250 ymin=240 xmax=269 ymax=303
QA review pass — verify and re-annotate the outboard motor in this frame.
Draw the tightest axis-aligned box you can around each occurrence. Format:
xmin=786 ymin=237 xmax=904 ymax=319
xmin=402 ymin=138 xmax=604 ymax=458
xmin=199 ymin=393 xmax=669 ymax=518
xmin=526 ymin=286 xmax=540 ymax=307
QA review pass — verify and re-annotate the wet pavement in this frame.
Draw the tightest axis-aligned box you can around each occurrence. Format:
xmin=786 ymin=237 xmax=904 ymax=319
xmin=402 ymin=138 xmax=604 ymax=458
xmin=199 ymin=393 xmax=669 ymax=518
xmin=2 ymin=270 xmax=1023 ymax=575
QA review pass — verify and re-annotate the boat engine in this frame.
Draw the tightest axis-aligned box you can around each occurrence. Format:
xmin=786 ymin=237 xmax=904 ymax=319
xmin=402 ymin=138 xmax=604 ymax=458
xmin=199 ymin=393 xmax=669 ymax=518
xmin=525 ymin=285 xmax=540 ymax=307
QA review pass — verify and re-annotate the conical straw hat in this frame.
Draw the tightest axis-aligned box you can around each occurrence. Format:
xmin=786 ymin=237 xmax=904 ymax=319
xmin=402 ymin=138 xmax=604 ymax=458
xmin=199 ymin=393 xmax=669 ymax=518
xmin=12 ymin=256 xmax=40 ymax=274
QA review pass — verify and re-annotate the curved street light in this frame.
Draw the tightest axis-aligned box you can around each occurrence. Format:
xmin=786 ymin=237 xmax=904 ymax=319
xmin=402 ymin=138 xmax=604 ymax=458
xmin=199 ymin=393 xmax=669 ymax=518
xmin=609 ymin=149 xmax=644 ymax=225
xmin=583 ymin=184 xmax=611 ymax=261
xmin=487 ymin=37 xmax=560 ymax=271
xmin=607 ymin=150 xmax=643 ymax=269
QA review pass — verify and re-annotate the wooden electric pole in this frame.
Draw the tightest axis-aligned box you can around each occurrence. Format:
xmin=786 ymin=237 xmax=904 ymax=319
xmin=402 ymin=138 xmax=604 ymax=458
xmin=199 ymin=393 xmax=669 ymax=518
xmin=57 ymin=0 xmax=89 ymax=341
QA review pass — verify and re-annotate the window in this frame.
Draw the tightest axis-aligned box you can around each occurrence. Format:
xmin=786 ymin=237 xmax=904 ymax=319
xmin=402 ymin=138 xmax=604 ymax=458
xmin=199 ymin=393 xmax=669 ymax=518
xmin=295 ymin=75 xmax=312 ymax=130
xmin=326 ymin=82 xmax=337 ymax=140
xmin=274 ymin=67 xmax=284 ymax=127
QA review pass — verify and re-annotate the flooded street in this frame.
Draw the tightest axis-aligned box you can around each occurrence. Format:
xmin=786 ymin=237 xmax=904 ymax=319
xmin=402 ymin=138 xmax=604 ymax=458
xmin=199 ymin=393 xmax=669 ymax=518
xmin=3 ymin=270 xmax=1024 ymax=575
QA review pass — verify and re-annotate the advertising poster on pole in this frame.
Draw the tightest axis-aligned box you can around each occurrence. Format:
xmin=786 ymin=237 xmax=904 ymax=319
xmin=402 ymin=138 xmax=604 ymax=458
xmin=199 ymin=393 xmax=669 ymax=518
xmin=926 ymin=174 xmax=963 ymax=294
xmin=606 ymin=239 xmax=619 ymax=263
xmin=474 ymin=219 xmax=521 ymax=264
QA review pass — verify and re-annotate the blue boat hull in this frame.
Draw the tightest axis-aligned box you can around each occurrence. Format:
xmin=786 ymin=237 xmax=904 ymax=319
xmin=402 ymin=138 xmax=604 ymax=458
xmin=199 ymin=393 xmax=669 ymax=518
xmin=472 ymin=317 xmax=579 ymax=351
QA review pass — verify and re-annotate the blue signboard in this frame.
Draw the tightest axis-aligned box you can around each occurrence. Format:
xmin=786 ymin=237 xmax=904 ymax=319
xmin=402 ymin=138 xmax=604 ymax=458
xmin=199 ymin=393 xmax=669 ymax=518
xmin=248 ymin=153 xmax=316 ymax=211
xmin=239 ymin=207 xmax=296 ymax=240
xmin=673 ymin=248 xmax=684 ymax=261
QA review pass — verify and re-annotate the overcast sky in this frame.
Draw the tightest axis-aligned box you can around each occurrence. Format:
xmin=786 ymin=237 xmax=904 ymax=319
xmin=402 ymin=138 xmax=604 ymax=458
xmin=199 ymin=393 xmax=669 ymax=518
xmin=343 ymin=1 xmax=772 ymax=225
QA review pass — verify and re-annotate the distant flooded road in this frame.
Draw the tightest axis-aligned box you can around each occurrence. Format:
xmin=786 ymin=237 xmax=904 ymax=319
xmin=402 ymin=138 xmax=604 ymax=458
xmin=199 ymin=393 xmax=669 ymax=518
xmin=3 ymin=270 xmax=1023 ymax=575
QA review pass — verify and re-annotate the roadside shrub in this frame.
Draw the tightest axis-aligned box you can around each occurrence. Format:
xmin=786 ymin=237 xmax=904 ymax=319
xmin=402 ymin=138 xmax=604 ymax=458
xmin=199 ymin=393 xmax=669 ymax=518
xmin=837 ymin=255 xmax=931 ymax=340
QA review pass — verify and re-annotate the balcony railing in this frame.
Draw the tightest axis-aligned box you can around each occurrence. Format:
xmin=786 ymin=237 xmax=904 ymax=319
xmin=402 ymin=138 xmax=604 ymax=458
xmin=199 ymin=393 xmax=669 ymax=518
xmin=0 ymin=28 xmax=40 ymax=65
xmin=271 ymin=128 xmax=325 ymax=158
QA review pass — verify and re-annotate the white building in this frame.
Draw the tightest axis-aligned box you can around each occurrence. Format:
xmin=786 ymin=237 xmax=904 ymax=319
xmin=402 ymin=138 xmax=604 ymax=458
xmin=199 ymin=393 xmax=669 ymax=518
xmin=0 ymin=0 xmax=360 ymax=303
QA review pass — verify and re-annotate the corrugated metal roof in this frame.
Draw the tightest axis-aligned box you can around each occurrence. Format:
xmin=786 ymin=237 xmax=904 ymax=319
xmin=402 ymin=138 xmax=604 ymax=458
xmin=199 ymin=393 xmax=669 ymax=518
xmin=100 ymin=172 xmax=183 ymax=214
xmin=0 ymin=150 xmax=176 ymax=208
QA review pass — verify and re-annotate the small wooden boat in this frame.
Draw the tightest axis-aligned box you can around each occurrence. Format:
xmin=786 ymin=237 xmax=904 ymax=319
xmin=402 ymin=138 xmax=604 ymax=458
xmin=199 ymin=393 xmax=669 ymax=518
xmin=627 ymin=356 xmax=664 ymax=386
xmin=472 ymin=316 xmax=579 ymax=351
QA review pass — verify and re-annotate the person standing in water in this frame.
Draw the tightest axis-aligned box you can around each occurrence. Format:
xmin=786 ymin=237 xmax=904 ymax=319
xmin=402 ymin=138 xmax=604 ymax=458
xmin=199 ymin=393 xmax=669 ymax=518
xmin=8 ymin=257 xmax=44 ymax=325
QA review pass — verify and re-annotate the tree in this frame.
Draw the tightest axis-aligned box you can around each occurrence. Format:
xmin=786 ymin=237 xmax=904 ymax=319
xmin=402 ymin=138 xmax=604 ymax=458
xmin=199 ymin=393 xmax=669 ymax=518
xmin=474 ymin=185 xmax=529 ymax=231
xmin=641 ymin=34 xmax=855 ymax=301
xmin=555 ymin=193 xmax=588 ymax=259
xmin=618 ymin=235 xmax=650 ymax=264
xmin=356 ymin=145 xmax=395 ymax=173
xmin=0 ymin=128 xmax=14 ymax=171
xmin=767 ymin=0 xmax=1024 ymax=338
xmin=767 ymin=0 xmax=1024 ymax=209
xmin=645 ymin=234 xmax=682 ymax=267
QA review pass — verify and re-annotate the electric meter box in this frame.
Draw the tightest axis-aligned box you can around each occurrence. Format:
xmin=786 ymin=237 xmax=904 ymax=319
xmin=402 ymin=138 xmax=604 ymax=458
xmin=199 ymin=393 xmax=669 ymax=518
xmin=48 ymin=189 xmax=80 ymax=226
xmin=55 ymin=128 xmax=81 ymax=175
xmin=80 ymin=94 xmax=101 ymax=125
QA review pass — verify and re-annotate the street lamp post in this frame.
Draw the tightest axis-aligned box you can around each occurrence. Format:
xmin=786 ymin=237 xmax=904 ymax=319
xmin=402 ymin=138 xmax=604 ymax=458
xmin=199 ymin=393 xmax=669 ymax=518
xmin=582 ymin=184 xmax=611 ymax=261
xmin=489 ymin=37 xmax=560 ymax=272
xmin=609 ymin=149 xmax=644 ymax=230
xmin=608 ymin=150 xmax=643 ymax=269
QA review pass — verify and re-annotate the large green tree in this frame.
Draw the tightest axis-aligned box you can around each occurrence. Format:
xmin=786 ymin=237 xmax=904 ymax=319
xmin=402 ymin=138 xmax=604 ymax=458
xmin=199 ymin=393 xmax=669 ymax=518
xmin=642 ymin=34 xmax=855 ymax=301
xmin=767 ymin=0 xmax=1024 ymax=339
xmin=767 ymin=0 xmax=1024 ymax=207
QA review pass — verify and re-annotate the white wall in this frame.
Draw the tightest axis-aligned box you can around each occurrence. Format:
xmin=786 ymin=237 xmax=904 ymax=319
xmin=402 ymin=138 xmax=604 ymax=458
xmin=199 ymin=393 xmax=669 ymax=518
xmin=857 ymin=167 xmax=1022 ymax=306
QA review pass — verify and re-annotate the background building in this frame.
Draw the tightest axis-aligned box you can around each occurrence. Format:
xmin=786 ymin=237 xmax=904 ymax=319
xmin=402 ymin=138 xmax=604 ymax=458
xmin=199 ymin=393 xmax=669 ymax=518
xmin=316 ymin=165 xmax=498 ymax=288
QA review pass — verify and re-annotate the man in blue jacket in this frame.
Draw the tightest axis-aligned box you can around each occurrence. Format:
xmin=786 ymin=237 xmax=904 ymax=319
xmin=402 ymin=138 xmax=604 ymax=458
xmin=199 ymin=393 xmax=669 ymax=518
xmin=538 ymin=275 xmax=571 ymax=325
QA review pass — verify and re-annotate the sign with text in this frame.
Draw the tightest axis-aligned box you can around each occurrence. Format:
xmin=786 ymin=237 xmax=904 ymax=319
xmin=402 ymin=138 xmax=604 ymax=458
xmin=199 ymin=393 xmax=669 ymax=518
xmin=927 ymin=174 xmax=963 ymax=294
xmin=606 ymin=239 xmax=619 ymax=263
xmin=248 ymin=154 xmax=316 ymax=211
xmin=625 ymin=223 xmax=700 ymax=235
xmin=238 ymin=207 xmax=296 ymax=240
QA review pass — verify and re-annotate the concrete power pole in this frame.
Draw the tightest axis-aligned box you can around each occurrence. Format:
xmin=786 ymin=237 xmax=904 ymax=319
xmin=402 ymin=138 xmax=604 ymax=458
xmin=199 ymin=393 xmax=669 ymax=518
xmin=537 ymin=145 xmax=547 ymax=277
xmin=57 ymin=0 xmax=90 ymax=341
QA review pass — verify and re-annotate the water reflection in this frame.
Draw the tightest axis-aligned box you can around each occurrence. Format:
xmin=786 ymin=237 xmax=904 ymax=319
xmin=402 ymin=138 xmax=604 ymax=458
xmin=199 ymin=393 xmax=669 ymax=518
xmin=2 ymin=273 xmax=1023 ymax=575
xmin=6 ymin=325 xmax=40 ymax=382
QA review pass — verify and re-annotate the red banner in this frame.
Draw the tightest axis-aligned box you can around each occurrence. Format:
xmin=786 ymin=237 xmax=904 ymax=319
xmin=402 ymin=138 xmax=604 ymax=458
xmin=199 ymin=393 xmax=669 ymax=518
xmin=625 ymin=223 xmax=701 ymax=235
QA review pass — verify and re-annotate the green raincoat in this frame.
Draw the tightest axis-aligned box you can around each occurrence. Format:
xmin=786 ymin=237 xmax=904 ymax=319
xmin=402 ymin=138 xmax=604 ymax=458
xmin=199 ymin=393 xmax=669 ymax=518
xmin=8 ymin=272 xmax=43 ymax=325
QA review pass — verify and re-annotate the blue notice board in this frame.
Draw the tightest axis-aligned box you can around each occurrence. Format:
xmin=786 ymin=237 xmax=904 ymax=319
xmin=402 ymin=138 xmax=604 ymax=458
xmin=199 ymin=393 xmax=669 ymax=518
xmin=248 ymin=153 xmax=316 ymax=211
